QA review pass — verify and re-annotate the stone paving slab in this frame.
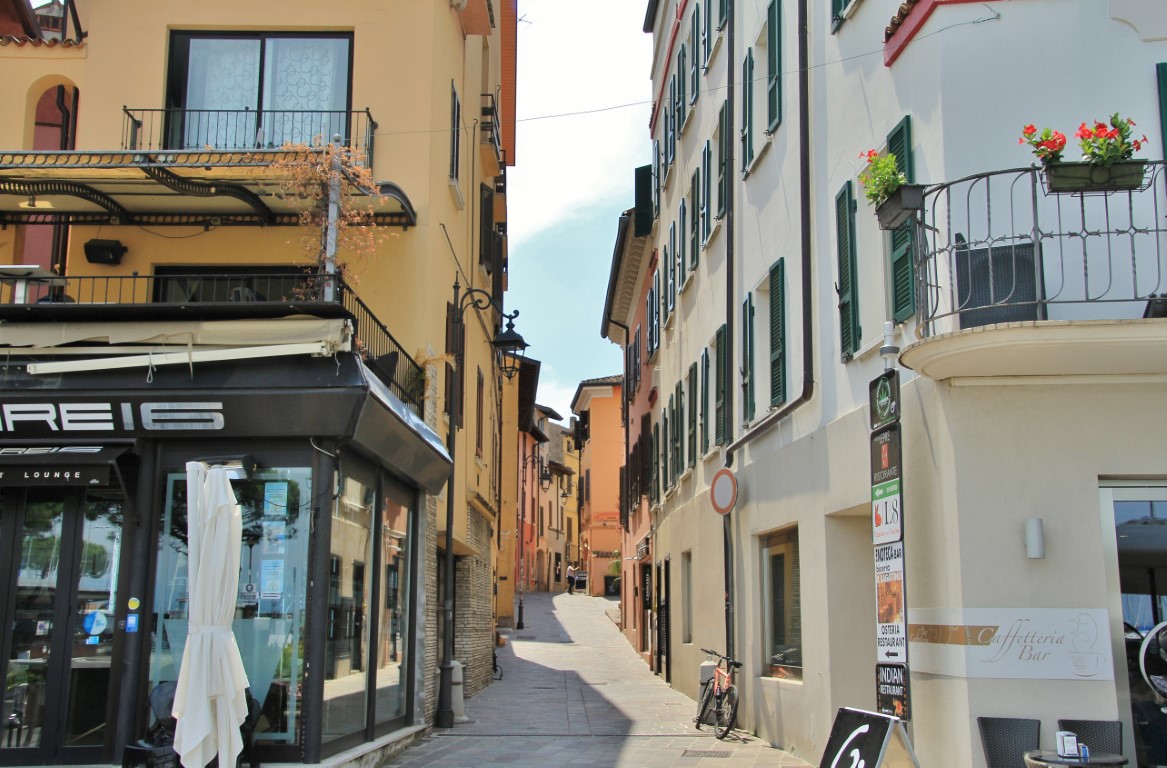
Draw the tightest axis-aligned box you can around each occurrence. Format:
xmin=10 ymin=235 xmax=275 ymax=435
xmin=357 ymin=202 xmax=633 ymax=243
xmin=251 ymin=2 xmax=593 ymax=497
xmin=386 ymin=592 xmax=812 ymax=768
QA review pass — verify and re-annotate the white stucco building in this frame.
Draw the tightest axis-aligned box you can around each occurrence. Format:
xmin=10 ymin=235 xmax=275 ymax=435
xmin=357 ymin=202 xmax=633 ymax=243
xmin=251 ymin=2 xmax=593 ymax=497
xmin=617 ymin=1 xmax=1167 ymax=766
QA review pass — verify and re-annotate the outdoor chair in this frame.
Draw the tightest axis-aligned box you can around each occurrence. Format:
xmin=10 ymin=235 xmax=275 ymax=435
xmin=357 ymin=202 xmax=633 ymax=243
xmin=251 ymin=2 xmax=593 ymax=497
xmin=978 ymin=716 xmax=1040 ymax=768
xmin=123 ymin=682 xmax=261 ymax=768
xmin=1057 ymin=719 xmax=1122 ymax=755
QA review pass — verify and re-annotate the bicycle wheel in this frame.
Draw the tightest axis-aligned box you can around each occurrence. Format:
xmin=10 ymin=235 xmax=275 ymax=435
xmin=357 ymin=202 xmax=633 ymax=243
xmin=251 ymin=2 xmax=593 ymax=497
xmin=714 ymin=685 xmax=738 ymax=739
xmin=695 ymin=683 xmax=714 ymax=729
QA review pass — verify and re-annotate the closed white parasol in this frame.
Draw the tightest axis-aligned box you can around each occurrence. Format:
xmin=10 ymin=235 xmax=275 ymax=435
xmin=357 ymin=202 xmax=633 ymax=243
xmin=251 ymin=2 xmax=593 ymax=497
xmin=173 ymin=462 xmax=251 ymax=768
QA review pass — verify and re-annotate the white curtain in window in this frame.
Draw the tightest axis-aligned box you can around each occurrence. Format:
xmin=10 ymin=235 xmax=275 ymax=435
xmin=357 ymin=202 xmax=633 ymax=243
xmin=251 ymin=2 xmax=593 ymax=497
xmin=185 ymin=39 xmax=260 ymax=150
xmin=261 ymin=37 xmax=350 ymax=148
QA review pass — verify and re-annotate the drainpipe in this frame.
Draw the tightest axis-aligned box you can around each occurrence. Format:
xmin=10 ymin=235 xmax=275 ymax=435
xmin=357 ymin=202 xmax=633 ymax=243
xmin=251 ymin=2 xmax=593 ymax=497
xmin=722 ymin=0 xmax=736 ymax=664
xmin=721 ymin=0 xmax=815 ymax=667
xmin=724 ymin=0 xmax=814 ymax=462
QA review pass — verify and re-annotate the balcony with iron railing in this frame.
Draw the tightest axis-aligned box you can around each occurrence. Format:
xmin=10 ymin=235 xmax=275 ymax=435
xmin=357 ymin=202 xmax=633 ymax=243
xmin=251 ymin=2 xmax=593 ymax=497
xmin=0 ymin=271 xmax=423 ymax=411
xmin=121 ymin=107 xmax=378 ymax=165
xmin=900 ymin=161 xmax=1167 ymax=379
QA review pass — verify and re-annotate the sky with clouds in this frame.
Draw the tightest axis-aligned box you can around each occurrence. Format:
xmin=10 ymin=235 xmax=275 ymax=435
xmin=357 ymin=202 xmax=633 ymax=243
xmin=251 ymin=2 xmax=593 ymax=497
xmin=506 ymin=0 xmax=653 ymax=424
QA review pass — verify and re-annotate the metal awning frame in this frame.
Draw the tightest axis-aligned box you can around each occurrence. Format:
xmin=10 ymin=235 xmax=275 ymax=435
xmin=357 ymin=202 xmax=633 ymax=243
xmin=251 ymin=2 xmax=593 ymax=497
xmin=0 ymin=149 xmax=417 ymax=227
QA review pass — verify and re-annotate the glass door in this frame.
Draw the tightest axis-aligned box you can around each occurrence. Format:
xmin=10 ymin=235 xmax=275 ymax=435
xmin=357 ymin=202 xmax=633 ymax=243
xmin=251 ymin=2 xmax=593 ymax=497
xmin=0 ymin=487 xmax=123 ymax=765
xmin=1108 ymin=486 xmax=1167 ymax=768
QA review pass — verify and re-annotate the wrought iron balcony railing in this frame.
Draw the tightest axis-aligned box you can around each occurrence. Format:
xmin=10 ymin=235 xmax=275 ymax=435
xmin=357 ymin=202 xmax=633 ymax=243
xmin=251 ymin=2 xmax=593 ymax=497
xmin=121 ymin=107 xmax=378 ymax=165
xmin=480 ymin=93 xmax=503 ymax=170
xmin=0 ymin=271 xmax=422 ymax=411
xmin=914 ymin=161 xmax=1167 ymax=339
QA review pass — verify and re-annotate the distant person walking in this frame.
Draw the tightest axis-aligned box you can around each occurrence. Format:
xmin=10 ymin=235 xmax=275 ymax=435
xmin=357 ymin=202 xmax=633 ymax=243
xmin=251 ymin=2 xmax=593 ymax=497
xmin=566 ymin=563 xmax=577 ymax=594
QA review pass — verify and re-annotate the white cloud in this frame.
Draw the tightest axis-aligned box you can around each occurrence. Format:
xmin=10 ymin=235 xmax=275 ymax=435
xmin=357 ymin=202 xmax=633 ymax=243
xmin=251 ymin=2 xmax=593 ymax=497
xmin=509 ymin=0 xmax=653 ymax=248
xmin=534 ymin=376 xmax=579 ymax=428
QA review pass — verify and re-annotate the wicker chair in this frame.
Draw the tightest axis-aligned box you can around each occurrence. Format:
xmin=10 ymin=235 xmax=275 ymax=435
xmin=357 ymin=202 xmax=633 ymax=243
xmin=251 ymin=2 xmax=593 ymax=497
xmin=1057 ymin=719 xmax=1122 ymax=756
xmin=978 ymin=716 xmax=1041 ymax=768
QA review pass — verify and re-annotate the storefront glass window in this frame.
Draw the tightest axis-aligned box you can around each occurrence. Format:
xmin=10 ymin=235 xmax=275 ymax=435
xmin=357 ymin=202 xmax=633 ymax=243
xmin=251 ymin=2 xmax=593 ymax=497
xmin=375 ymin=479 xmax=412 ymax=725
xmin=763 ymin=527 xmax=802 ymax=679
xmin=322 ymin=472 xmax=374 ymax=740
xmin=149 ymin=467 xmax=312 ymax=747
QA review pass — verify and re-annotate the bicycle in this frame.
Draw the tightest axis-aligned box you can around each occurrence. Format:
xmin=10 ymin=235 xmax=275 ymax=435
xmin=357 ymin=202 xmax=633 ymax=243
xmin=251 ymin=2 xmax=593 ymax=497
xmin=492 ymin=649 xmax=503 ymax=680
xmin=695 ymin=648 xmax=741 ymax=739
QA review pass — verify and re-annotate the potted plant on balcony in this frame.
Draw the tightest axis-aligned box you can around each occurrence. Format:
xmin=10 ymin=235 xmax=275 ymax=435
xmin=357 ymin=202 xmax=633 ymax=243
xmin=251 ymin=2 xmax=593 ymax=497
xmin=858 ymin=149 xmax=925 ymax=230
xmin=1023 ymin=115 xmax=1150 ymax=193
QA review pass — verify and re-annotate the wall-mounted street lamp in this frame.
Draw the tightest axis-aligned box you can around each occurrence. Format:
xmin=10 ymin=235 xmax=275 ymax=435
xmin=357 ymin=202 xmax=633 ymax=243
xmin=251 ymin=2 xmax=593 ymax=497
xmin=437 ymin=277 xmax=527 ymax=730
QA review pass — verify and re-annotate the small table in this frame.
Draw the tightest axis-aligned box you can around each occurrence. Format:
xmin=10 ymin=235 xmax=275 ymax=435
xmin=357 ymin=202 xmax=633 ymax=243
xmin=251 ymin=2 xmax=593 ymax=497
xmin=1024 ymin=750 xmax=1128 ymax=767
xmin=0 ymin=265 xmax=65 ymax=303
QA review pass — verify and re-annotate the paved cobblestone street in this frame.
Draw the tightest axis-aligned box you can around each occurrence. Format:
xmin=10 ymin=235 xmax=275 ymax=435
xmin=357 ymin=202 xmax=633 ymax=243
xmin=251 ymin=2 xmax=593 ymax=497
xmin=388 ymin=591 xmax=812 ymax=768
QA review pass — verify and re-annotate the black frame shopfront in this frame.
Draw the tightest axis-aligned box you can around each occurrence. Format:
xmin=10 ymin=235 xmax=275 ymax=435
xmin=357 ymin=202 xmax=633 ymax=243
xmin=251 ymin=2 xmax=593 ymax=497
xmin=0 ymin=351 xmax=448 ymax=766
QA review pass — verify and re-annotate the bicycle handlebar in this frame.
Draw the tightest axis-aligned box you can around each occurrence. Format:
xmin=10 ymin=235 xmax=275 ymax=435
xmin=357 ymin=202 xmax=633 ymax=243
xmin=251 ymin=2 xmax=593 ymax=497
xmin=700 ymin=648 xmax=744 ymax=668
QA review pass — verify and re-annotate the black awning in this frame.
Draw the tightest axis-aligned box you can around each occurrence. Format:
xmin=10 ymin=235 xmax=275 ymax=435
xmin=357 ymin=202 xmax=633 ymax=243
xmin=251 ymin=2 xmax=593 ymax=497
xmin=0 ymin=445 xmax=130 ymax=486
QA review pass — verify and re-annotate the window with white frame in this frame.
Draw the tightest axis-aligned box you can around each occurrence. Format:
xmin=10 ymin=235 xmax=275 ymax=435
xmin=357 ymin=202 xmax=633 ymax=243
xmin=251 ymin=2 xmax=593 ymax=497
xmin=763 ymin=527 xmax=802 ymax=679
xmin=679 ymin=197 xmax=688 ymax=287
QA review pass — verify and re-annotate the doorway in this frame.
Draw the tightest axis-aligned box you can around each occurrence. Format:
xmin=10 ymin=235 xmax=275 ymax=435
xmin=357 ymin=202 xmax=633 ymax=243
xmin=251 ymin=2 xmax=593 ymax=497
xmin=1106 ymin=485 xmax=1167 ymax=768
xmin=0 ymin=486 xmax=123 ymax=765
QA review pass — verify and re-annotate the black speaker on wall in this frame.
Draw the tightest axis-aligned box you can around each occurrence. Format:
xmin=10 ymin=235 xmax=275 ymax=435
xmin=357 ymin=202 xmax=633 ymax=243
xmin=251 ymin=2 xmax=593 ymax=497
xmin=84 ymin=239 xmax=127 ymax=265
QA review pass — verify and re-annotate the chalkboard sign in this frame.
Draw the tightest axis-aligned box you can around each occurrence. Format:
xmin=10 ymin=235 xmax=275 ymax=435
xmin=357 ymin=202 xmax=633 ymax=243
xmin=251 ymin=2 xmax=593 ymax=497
xmin=819 ymin=707 xmax=920 ymax=768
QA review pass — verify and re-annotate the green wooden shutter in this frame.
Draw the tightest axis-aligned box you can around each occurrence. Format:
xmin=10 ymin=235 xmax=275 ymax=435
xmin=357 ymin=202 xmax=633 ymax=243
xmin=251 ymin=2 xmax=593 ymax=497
xmin=652 ymin=423 xmax=660 ymax=503
xmin=688 ymin=363 xmax=697 ymax=466
xmin=690 ymin=7 xmax=700 ymax=104
xmin=1158 ymin=64 xmax=1167 ymax=163
xmin=767 ymin=0 xmax=780 ymax=132
xmin=665 ymin=237 xmax=674 ymax=316
xmin=703 ymin=0 xmax=712 ymax=65
xmin=653 ymin=139 xmax=661 ymax=218
xmin=887 ymin=116 xmax=915 ymax=322
xmin=743 ymin=294 xmax=755 ymax=422
xmin=702 ymin=141 xmax=712 ymax=241
xmin=662 ymin=400 xmax=670 ymax=490
xmin=690 ymin=170 xmax=700 ymax=268
xmin=715 ymin=324 xmax=727 ymax=444
xmin=742 ymin=49 xmax=754 ymax=171
xmin=634 ymin=165 xmax=652 ymax=237
xmin=835 ymin=182 xmax=860 ymax=360
xmin=700 ymin=349 xmax=710 ymax=453
xmin=717 ymin=102 xmax=728 ymax=217
xmin=718 ymin=0 xmax=727 ymax=30
xmin=831 ymin=0 xmax=847 ymax=29
xmin=678 ymin=45 xmax=687 ymax=127
xmin=679 ymin=200 xmax=687 ymax=279
xmin=675 ymin=381 xmax=684 ymax=475
xmin=769 ymin=258 xmax=787 ymax=406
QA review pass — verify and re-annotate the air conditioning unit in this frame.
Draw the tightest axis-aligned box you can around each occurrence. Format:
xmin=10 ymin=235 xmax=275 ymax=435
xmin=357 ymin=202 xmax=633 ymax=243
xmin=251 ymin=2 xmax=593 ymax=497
xmin=450 ymin=0 xmax=468 ymax=11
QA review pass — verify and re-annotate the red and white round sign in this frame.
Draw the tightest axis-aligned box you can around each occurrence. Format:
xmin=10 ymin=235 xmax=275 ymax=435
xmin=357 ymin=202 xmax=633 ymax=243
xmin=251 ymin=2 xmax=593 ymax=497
xmin=710 ymin=468 xmax=738 ymax=515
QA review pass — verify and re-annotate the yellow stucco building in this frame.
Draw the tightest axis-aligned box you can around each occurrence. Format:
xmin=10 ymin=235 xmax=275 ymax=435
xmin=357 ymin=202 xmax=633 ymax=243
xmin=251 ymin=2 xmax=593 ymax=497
xmin=0 ymin=0 xmax=519 ymax=764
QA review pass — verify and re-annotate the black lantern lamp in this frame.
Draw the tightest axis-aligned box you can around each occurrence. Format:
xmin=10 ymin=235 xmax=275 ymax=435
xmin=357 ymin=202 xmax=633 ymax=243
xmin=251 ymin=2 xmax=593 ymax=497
xmin=437 ymin=278 xmax=526 ymax=729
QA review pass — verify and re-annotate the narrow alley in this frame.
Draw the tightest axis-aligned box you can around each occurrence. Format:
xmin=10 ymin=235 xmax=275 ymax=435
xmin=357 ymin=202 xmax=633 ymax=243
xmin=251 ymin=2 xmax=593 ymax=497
xmin=389 ymin=592 xmax=812 ymax=768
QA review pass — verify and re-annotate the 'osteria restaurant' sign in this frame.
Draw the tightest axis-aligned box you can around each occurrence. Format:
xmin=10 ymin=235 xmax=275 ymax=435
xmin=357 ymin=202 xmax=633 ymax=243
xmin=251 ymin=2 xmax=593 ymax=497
xmin=907 ymin=608 xmax=1113 ymax=680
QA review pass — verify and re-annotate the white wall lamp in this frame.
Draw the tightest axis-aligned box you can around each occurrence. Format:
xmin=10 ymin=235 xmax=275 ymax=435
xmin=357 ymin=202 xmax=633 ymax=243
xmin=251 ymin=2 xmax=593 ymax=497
xmin=1024 ymin=517 xmax=1045 ymax=559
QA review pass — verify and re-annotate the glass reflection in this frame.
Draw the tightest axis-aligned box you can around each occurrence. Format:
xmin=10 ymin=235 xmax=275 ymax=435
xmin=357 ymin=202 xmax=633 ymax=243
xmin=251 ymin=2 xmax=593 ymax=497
xmin=375 ymin=485 xmax=411 ymax=724
xmin=322 ymin=473 xmax=373 ymax=740
xmin=149 ymin=467 xmax=311 ymax=747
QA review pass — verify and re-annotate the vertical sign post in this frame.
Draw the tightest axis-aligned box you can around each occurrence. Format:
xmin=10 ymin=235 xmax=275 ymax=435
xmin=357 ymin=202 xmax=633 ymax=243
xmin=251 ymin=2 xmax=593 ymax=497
xmin=869 ymin=370 xmax=910 ymax=720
